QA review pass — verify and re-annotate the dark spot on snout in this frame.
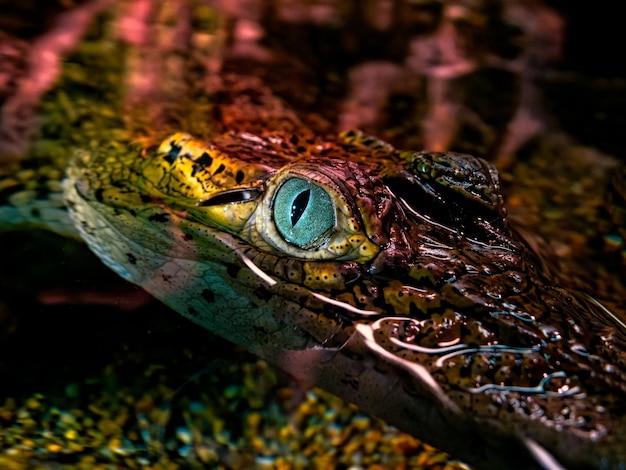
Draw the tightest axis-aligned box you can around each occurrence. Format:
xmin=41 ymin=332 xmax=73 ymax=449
xmin=195 ymin=152 xmax=213 ymax=167
xmin=164 ymin=141 xmax=182 ymax=164
xmin=226 ymin=263 xmax=240 ymax=279
xmin=340 ymin=377 xmax=360 ymax=390
xmin=253 ymin=288 xmax=273 ymax=301
xmin=201 ymin=289 xmax=215 ymax=303
xmin=148 ymin=213 xmax=170 ymax=223
xmin=235 ymin=170 xmax=245 ymax=184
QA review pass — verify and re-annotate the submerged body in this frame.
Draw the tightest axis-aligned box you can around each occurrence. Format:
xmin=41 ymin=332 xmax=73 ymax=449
xmin=43 ymin=126 xmax=624 ymax=469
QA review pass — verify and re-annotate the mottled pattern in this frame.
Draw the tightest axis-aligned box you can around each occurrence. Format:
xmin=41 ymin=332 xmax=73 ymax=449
xmin=59 ymin=128 xmax=626 ymax=469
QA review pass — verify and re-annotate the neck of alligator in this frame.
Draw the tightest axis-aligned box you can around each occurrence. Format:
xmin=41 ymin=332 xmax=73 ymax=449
xmin=5 ymin=75 xmax=625 ymax=469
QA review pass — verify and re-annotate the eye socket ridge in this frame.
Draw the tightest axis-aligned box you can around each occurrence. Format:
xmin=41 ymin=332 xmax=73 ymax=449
xmin=272 ymin=176 xmax=336 ymax=249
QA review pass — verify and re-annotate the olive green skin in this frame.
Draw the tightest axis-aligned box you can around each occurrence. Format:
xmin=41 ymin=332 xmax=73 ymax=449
xmin=57 ymin=126 xmax=626 ymax=470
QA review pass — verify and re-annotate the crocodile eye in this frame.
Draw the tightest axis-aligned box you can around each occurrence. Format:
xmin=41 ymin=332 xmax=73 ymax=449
xmin=273 ymin=177 xmax=335 ymax=248
xmin=252 ymin=164 xmax=380 ymax=261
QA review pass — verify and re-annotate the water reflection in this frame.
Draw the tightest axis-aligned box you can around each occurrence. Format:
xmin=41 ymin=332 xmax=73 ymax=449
xmin=1 ymin=0 xmax=567 ymax=162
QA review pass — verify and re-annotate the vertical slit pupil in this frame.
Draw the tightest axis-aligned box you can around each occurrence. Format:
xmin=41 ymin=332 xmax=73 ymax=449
xmin=290 ymin=189 xmax=311 ymax=226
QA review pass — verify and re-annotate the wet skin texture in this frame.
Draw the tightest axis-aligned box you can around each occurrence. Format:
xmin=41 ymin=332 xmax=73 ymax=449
xmin=53 ymin=128 xmax=626 ymax=469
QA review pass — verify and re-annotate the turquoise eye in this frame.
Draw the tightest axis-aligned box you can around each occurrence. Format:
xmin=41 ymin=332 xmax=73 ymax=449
xmin=273 ymin=177 xmax=335 ymax=248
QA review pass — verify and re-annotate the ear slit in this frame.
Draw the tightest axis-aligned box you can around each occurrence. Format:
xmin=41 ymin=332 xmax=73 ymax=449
xmin=197 ymin=187 xmax=262 ymax=206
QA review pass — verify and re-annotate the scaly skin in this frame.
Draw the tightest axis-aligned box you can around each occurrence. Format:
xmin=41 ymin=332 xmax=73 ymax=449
xmin=46 ymin=127 xmax=625 ymax=469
